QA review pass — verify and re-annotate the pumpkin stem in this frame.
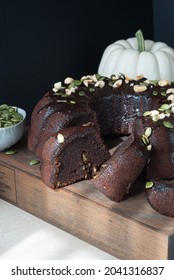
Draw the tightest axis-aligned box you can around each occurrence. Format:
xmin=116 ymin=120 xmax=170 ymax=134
xmin=135 ymin=30 xmax=145 ymax=52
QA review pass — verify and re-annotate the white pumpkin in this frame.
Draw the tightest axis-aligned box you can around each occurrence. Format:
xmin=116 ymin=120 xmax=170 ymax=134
xmin=98 ymin=30 xmax=174 ymax=82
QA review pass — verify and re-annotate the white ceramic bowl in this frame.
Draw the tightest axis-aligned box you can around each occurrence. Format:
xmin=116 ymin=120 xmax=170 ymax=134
xmin=0 ymin=107 xmax=26 ymax=151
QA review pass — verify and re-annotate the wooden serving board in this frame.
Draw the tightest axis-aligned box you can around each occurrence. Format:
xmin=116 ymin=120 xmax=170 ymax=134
xmin=1 ymin=135 xmax=174 ymax=260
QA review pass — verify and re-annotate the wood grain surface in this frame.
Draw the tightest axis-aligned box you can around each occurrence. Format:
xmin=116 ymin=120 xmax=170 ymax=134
xmin=0 ymin=135 xmax=174 ymax=259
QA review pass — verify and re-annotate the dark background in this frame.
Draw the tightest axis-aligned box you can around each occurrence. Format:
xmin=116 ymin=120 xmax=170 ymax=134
xmin=0 ymin=0 xmax=171 ymax=123
xmin=153 ymin=0 xmax=174 ymax=46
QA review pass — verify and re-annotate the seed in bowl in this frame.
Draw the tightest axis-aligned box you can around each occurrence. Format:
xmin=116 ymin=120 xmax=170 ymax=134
xmin=0 ymin=104 xmax=23 ymax=128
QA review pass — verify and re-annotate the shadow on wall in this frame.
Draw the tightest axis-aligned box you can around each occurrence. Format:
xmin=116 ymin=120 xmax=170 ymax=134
xmin=153 ymin=0 xmax=174 ymax=48
xmin=0 ymin=0 xmax=154 ymax=124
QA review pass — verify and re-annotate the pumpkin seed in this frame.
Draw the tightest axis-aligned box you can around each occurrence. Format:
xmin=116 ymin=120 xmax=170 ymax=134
xmin=56 ymin=99 xmax=67 ymax=103
xmin=133 ymin=84 xmax=147 ymax=93
xmin=152 ymin=115 xmax=159 ymax=122
xmin=8 ymin=107 xmax=15 ymax=113
xmin=89 ymin=88 xmax=95 ymax=93
xmin=0 ymin=104 xmax=23 ymax=128
xmin=57 ymin=133 xmax=64 ymax=143
xmin=0 ymin=104 xmax=8 ymax=110
xmin=108 ymin=80 xmax=115 ymax=86
xmin=158 ymin=79 xmax=169 ymax=87
xmin=97 ymin=75 xmax=105 ymax=80
xmin=147 ymin=144 xmax=152 ymax=151
xmin=163 ymin=121 xmax=174 ymax=128
xmin=110 ymin=74 xmax=117 ymax=80
xmin=145 ymin=127 xmax=152 ymax=138
xmin=61 ymin=93 xmax=69 ymax=97
xmin=152 ymin=90 xmax=158 ymax=96
xmin=141 ymin=135 xmax=149 ymax=145
xmin=64 ymin=77 xmax=73 ymax=84
xmin=160 ymin=91 xmax=166 ymax=96
xmin=4 ymin=122 xmax=13 ymax=127
xmin=140 ymin=82 xmax=149 ymax=87
xmin=149 ymin=80 xmax=158 ymax=86
xmin=145 ymin=181 xmax=154 ymax=189
xmin=160 ymin=104 xmax=171 ymax=110
xmin=82 ymin=152 xmax=88 ymax=163
xmin=165 ymin=109 xmax=172 ymax=114
xmin=30 ymin=159 xmax=40 ymax=165
xmin=143 ymin=111 xmax=151 ymax=117
xmin=70 ymin=100 xmax=76 ymax=104
xmin=69 ymin=79 xmax=82 ymax=88
xmin=78 ymin=91 xmax=85 ymax=96
xmin=5 ymin=150 xmax=17 ymax=155
xmin=53 ymin=92 xmax=64 ymax=96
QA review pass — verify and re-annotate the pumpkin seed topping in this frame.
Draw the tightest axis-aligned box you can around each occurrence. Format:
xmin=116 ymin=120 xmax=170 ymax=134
xmin=166 ymin=88 xmax=174 ymax=94
xmin=108 ymin=80 xmax=115 ymax=87
xmin=145 ymin=181 xmax=154 ymax=189
xmin=112 ymin=79 xmax=122 ymax=88
xmin=5 ymin=150 xmax=17 ymax=155
xmin=149 ymin=80 xmax=158 ymax=86
xmin=110 ymin=74 xmax=117 ymax=80
xmin=147 ymin=144 xmax=152 ymax=151
xmin=143 ymin=111 xmax=152 ymax=117
xmin=125 ymin=79 xmax=130 ymax=84
xmin=152 ymin=115 xmax=159 ymax=122
xmin=70 ymin=100 xmax=76 ymax=104
xmin=158 ymin=113 xmax=166 ymax=119
xmin=89 ymin=87 xmax=95 ymax=93
xmin=139 ymin=82 xmax=149 ymax=87
xmin=141 ymin=134 xmax=149 ymax=145
xmin=163 ymin=121 xmax=174 ymax=128
xmin=64 ymin=77 xmax=73 ymax=84
xmin=152 ymin=90 xmax=158 ymax=96
xmin=141 ymin=126 xmax=153 ymax=150
xmin=158 ymin=79 xmax=170 ymax=87
xmin=81 ymin=152 xmax=88 ymax=163
xmin=167 ymin=94 xmax=174 ymax=101
xmin=134 ymin=74 xmax=144 ymax=81
xmin=83 ymin=79 xmax=92 ymax=87
xmin=145 ymin=127 xmax=152 ymax=138
xmin=56 ymin=99 xmax=67 ymax=103
xmin=160 ymin=91 xmax=166 ymax=96
xmin=159 ymin=104 xmax=171 ymax=111
xmin=92 ymin=166 xmax=97 ymax=176
xmin=133 ymin=84 xmax=147 ymax=93
xmin=83 ymin=122 xmax=92 ymax=127
xmin=125 ymin=75 xmax=133 ymax=81
xmin=57 ymin=133 xmax=65 ymax=143
xmin=53 ymin=91 xmax=64 ymax=96
xmin=30 ymin=159 xmax=40 ymax=165
xmin=78 ymin=91 xmax=85 ymax=96
xmin=94 ymin=80 xmax=105 ymax=88
xmin=53 ymin=82 xmax=63 ymax=93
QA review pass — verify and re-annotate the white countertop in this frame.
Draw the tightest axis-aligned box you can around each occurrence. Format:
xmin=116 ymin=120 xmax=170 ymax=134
xmin=0 ymin=199 xmax=117 ymax=260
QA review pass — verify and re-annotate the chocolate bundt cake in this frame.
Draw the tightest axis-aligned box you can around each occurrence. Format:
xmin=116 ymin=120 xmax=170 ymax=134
xmin=146 ymin=180 xmax=174 ymax=217
xmin=92 ymin=134 xmax=150 ymax=202
xmin=28 ymin=73 xmax=174 ymax=216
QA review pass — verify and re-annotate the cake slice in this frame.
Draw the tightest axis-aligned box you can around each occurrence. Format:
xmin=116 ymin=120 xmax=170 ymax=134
xmin=40 ymin=122 xmax=110 ymax=188
xmin=92 ymin=134 xmax=150 ymax=202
